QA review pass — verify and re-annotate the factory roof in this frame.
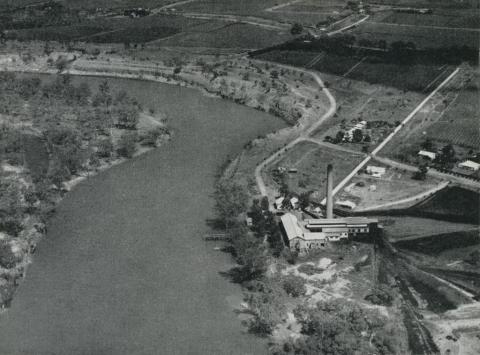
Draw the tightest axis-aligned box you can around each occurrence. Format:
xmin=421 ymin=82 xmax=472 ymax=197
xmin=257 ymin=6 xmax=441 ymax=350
xmin=303 ymin=232 xmax=327 ymax=241
xmin=280 ymin=213 xmax=304 ymax=241
xmin=306 ymin=217 xmax=378 ymax=225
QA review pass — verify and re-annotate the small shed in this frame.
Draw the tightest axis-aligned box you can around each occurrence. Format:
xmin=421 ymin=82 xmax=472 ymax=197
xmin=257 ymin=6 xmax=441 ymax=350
xmin=458 ymin=160 xmax=480 ymax=172
xmin=275 ymin=196 xmax=285 ymax=210
xmin=336 ymin=200 xmax=357 ymax=210
xmin=290 ymin=197 xmax=299 ymax=209
xmin=418 ymin=150 xmax=436 ymax=160
xmin=366 ymin=165 xmax=386 ymax=178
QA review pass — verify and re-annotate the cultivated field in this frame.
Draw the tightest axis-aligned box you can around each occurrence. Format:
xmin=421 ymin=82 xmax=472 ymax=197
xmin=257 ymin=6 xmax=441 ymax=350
xmin=6 ymin=14 xmax=206 ymax=43
xmin=351 ymin=21 xmax=479 ymax=49
xmin=172 ymin=0 xmax=350 ymax=26
xmin=427 ymin=82 xmax=480 ymax=149
xmin=255 ymin=49 xmax=455 ymax=92
xmin=381 ymin=67 xmax=479 ymax=165
xmin=376 ymin=11 xmax=480 ymax=29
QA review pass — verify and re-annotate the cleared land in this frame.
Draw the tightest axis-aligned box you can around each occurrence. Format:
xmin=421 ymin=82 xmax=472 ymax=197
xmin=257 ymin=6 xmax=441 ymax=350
xmin=262 ymin=141 xmax=364 ymax=200
xmin=158 ymin=22 xmax=293 ymax=49
xmin=337 ymin=168 xmax=442 ymax=211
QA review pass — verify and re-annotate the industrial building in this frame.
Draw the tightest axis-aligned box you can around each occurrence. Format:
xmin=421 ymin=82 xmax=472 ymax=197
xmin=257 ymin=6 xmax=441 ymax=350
xmin=280 ymin=164 xmax=378 ymax=253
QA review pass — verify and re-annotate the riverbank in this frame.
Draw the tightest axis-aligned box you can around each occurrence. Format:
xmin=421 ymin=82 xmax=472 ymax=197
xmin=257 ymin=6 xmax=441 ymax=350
xmin=0 ymin=71 xmax=172 ymax=309
xmin=0 ymin=71 xmax=286 ymax=354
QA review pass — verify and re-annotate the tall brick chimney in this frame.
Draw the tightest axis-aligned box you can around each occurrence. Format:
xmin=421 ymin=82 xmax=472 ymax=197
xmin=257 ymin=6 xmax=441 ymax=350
xmin=326 ymin=164 xmax=333 ymax=219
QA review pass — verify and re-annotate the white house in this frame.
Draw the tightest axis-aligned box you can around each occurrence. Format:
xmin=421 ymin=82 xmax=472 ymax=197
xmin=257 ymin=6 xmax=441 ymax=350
xmin=290 ymin=196 xmax=299 ymax=209
xmin=458 ymin=160 xmax=480 ymax=172
xmin=366 ymin=165 xmax=386 ymax=178
xmin=274 ymin=196 xmax=285 ymax=210
xmin=418 ymin=150 xmax=436 ymax=160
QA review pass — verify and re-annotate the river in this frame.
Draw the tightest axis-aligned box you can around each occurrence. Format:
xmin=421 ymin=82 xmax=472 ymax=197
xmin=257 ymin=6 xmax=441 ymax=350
xmin=0 ymin=77 xmax=286 ymax=354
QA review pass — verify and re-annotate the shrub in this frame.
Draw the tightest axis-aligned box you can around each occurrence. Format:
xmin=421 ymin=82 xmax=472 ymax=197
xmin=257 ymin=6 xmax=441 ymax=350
xmin=283 ymin=275 xmax=306 ymax=297
xmin=0 ymin=242 xmax=17 ymax=268
xmin=96 ymin=137 xmax=114 ymax=158
xmin=140 ymin=127 xmax=165 ymax=147
xmin=117 ymin=132 xmax=137 ymax=158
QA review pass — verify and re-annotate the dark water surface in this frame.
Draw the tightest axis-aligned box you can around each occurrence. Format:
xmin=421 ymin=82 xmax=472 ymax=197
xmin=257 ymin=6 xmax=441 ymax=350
xmin=0 ymin=77 xmax=285 ymax=354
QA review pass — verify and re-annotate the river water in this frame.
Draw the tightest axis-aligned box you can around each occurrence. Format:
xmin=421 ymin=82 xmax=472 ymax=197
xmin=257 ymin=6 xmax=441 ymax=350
xmin=0 ymin=77 xmax=286 ymax=354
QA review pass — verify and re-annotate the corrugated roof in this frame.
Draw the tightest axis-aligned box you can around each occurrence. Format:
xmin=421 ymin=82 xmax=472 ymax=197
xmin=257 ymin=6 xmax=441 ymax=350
xmin=280 ymin=213 xmax=304 ymax=241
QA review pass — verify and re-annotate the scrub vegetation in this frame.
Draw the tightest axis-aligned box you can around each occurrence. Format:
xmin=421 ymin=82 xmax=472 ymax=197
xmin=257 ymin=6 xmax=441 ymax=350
xmin=0 ymin=72 xmax=170 ymax=308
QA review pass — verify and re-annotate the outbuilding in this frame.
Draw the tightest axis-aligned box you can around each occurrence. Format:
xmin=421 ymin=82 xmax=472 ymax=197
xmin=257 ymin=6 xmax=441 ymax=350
xmin=458 ymin=160 xmax=480 ymax=172
xmin=418 ymin=150 xmax=436 ymax=160
xmin=366 ymin=165 xmax=386 ymax=178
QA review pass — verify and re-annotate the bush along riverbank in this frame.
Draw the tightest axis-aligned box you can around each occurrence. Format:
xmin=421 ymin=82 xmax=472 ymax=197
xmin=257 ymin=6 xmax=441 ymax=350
xmin=210 ymin=178 xmax=409 ymax=354
xmin=0 ymin=72 xmax=171 ymax=309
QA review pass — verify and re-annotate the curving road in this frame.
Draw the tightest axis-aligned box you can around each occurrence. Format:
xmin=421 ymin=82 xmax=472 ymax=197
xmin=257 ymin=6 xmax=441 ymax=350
xmin=254 ymin=65 xmax=337 ymax=198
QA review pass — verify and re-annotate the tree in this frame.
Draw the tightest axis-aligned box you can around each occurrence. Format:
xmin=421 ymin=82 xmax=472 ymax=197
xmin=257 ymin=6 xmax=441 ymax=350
xmin=465 ymin=250 xmax=480 ymax=266
xmin=290 ymin=23 xmax=303 ymax=35
xmin=260 ymin=196 xmax=270 ymax=211
xmin=213 ymin=180 xmax=248 ymax=229
xmin=117 ymin=131 xmax=137 ymax=158
xmin=283 ymin=275 xmax=306 ymax=297
xmin=298 ymin=191 xmax=310 ymax=210
xmin=334 ymin=130 xmax=345 ymax=143
xmin=435 ymin=144 xmax=456 ymax=169
xmin=96 ymin=137 xmax=113 ymax=158
xmin=412 ymin=165 xmax=428 ymax=180
xmin=421 ymin=138 xmax=435 ymax=151
xmin=114 ymin=104 xmax=139 ymax=129
xmin=352 ymin=129 xmax=363 ymax=143
xmin=0 ymin=242 xmax=16 ymax=269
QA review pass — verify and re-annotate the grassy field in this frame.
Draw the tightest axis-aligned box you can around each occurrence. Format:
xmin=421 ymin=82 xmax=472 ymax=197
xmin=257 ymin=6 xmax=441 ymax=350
xmin=264 ymin=141 xmax=364 ymax=199
xmin=159 ymin=22 xmax=294 ymax=49
xmin=174 ymin=0 xmax=290 ymax=15
xmin=339 ymin=170 xmax=441 ymax=210
xmin=173 ymin=0 xmax=348 ymax=26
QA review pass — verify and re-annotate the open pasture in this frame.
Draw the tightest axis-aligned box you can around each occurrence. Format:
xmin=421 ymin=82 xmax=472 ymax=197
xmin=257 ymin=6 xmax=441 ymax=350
xmin=173 ymin=0 xmax=290 ymax=16
xmin=281 ymin=0 xmax=346 ymax=14
xmin=159 ymin=22 xmax=293 ymax=49
xmin=264 ymin=141 xmax=364 ymax=198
